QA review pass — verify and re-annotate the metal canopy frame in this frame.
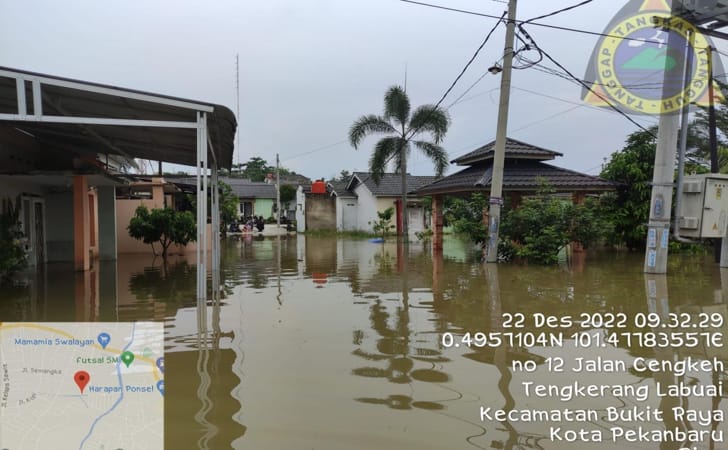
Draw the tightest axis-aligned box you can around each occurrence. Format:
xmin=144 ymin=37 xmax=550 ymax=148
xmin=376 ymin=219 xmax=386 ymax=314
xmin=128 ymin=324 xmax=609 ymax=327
xmin=0 ymin=66 xmax=233 ymax=303
xmin=677 ymin=1 xmax=728 ymax=40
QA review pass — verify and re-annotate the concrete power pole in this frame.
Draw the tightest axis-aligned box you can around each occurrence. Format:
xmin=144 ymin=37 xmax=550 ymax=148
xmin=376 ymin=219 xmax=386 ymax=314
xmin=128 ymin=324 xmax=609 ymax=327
xmin=485 ymin=0 xmax=518 ymax=263
xmin=644 ymin=3 xmax=682 ymax=274
xmin=276 ymin=153 xmax=281 ymax=229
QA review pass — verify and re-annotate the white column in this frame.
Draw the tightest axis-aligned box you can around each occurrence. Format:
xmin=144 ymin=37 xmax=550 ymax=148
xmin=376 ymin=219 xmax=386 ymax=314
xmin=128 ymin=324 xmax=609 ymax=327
xmin=196 ymin=112 xmax=209 ymax=303
xmin=211 ymin=162 xmax=220 ymax=297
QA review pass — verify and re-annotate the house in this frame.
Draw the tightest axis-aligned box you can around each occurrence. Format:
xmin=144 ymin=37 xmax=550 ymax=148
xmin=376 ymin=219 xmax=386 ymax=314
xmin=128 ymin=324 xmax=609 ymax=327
xmin=295 ymin=173 xmax=436 ymax=234
xmin=114 ymin=176 xmax=212 ymax=254
xmin=296 ymin=180 xmax=336 ymax=232
xmin=329 ymin=180 xmax=358 ymax=232
xmin=168 ymin=176 xmax=279 ymax=220
xmin=346 ymin=172 xmax=436 ymax=235
xmin=415 ymin=137 xmax=615 ymax=250
xmin=231 ymin=179 xmax=277 ymax=219
xmin=0 ymin=66 xmax=236 ymax=303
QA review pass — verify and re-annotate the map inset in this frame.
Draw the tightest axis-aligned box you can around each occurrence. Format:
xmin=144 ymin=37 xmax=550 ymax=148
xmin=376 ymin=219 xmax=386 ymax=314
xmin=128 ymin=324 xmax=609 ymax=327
xmin=0 ymin=322 xmax=164 ymax=450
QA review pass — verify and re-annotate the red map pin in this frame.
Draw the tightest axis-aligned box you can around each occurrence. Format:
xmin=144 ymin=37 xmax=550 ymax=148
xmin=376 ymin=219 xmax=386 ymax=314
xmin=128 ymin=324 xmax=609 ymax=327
xmin=74 ymin=371 xmax=90 ymax=394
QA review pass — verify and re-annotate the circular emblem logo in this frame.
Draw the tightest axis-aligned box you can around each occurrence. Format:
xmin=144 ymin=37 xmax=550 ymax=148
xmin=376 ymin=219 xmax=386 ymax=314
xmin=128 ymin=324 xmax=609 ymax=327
xmin=596 ymin=11 xmax=710 ymax=115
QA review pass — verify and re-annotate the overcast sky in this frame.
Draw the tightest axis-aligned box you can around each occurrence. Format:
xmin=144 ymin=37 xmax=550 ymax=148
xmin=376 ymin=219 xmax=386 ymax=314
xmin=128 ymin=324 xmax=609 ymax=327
xmin=1 ymin=0 xmax=726 ymax=179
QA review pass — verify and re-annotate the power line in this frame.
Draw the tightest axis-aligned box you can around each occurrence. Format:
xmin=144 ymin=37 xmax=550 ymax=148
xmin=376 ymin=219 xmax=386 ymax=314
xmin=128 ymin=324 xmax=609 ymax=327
xmin=447 ymin=71 xmax=490 ymax=108
xmin=399 ymin=0 xmax=667 ymax=45
xmin=521 ymin=0 xmax=594 ymax=25
xmin=520 ymin=25 xmax=656 ymax=136
xmin=429 ymin=11 xmax=506 ymax=114
xmin=286 ymin=10 xmax=500 ymax=168
xmin=510 ymin=104 xmax=583 ymax=133
xmin=282 ymin=139 xmax=348 ymax=163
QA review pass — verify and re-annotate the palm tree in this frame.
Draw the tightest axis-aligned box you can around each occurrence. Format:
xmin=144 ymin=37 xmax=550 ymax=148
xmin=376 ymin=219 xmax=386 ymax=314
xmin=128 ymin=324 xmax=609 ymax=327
xmin=349 ymin=85 xmax=450 ymax=239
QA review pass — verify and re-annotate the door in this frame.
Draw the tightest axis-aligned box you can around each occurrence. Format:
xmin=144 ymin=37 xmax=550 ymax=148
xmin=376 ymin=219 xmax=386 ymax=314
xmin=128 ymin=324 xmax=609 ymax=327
xmin=408 ymin=206 xmax=424 ymax=233
xmin=342 ymin=200 xmax=358 ymax=231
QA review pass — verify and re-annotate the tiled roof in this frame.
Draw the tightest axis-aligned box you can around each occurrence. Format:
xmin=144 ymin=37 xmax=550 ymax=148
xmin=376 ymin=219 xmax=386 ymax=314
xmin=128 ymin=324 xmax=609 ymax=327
xmin=328 ymin=180 xmax=357 ymax=198
xmin=171 ymin=176 xmax=277 ymax=199
xmin=452 ymin=137 xmax=563 ymax=166
xmin=352 ymin=172 xmax=438 ymax=196
xmin=229 ymin=182 xmax=277 ymax=199
xmin=416 ymin=160 xmax=615 ymax=196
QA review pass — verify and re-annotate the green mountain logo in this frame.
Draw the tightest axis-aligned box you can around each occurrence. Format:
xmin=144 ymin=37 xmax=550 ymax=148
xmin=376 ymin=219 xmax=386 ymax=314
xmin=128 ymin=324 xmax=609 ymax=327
xmin=622 ymin=48 xmax=677 ymax=71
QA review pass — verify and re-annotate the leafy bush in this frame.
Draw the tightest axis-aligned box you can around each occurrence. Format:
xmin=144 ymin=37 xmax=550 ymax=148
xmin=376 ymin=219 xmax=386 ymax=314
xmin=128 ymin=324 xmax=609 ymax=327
xmin=599 ymin=130 xmax=655 ymax=250
xmin=501 ymin=193 xmax=572 ymax=265
xmin=444 ymin=193 xmax=487 ymax=244
xmin=0 ymin=196 xmax=27 ymax=283
xmin=500 ymin=189 xmax=606 ymax=265
xmin=371 ymin=207 xmax=396 ymax=239
xmin=439 ymin=184 xmax=606 ymax=264
xmin=127 ymin=205 xmax=196 ymax=259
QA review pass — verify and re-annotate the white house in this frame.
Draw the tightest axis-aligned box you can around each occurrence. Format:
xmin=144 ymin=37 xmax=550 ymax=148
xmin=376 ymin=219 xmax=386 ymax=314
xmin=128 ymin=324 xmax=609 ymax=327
xmin=343 ymin=172 xmax=435 ymax=235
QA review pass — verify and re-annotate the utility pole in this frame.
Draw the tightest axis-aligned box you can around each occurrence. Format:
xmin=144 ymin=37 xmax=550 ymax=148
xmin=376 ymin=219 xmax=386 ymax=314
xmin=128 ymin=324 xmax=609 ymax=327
xmin=485 ymin=0 xmax=517 ymax=263
xmin=276 ymin=153 xmax=281 ymax=229
xmin=236 ymin=54 xmax=241 ymax=167
xmin=707 ymin=46 xmax=721 ymax=262
xmin=644 ymin=4 xmax=682 ymax=274
xmin=708 ymin=46 xmax=718 ymax=174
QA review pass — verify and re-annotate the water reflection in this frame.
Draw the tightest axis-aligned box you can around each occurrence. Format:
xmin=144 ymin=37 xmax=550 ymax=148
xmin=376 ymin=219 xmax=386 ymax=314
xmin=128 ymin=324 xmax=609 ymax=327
xmin=1 ymin=238 xmax=727 ymax=449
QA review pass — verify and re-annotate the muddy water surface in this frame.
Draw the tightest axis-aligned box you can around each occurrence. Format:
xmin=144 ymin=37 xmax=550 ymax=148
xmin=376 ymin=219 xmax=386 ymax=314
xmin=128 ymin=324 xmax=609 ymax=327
xmin=1 ymin=236 xmax=726 ymax=450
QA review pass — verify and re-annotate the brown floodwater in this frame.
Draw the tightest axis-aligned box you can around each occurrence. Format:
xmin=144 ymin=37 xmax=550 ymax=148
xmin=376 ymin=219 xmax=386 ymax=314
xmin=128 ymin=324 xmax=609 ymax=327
xmin=1 ymin=236 xmax=727 ymax=450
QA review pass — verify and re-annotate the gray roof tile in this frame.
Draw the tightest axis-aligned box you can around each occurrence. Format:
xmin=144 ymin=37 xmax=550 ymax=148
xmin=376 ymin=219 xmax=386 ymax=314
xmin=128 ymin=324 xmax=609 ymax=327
xmin=417 ymin=160 xmax=615 ymax=196
xmin=452 ymin=137 xmax=563 ymax=165
xmin=352 ymin=172 xmax=438 ymax=196
xmin=328 ymin=180 xmax=357 ymax=198
xmin=172 ymin=176 xmax=277 ymax=198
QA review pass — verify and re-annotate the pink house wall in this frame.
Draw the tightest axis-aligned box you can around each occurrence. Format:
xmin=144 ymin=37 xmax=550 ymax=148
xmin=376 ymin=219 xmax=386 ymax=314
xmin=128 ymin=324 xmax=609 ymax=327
xmin=115 ymin=178 xmax=213 ymax=255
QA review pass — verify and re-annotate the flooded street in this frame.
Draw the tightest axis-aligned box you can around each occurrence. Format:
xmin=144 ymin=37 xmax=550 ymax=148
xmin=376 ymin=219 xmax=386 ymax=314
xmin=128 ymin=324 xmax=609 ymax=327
xmin=1 ymin=236 xmax=727 ymax=450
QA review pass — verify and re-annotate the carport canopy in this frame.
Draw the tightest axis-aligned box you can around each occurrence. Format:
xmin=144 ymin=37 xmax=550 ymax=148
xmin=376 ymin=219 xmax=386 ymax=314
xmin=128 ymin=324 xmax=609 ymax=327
xmin=0 ymin=66 xmax=236 ymax=169
xmin=0 ymin=66 xmax=236 ymax=303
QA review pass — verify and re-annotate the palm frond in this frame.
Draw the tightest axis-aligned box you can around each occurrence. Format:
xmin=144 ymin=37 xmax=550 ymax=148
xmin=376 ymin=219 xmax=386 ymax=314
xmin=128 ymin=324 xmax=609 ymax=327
xmin=349 ymin=115 xmax=396 ymax=149
xmin=409 ymin=105 xmax=450 ymax=143
xmin=369 ymin=137 xmax=402 ymax=184
xmin=413 ymin=140 xmax=449 ymax=177
xmin=383 ymin=85 xmax=410 ymax=129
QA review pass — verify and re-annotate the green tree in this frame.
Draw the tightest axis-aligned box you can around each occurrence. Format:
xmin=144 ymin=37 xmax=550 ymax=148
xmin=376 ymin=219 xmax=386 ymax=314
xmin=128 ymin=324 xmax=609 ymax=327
xmin=445 ymin=193 xmax=487 ymax=245
xmin=329 ymin=170 xmax=351 ymax=183
xmin=0 ymin=196 xmax=27 ymax=283
xmin=127 ymin=205 xmax=196 ymax=259
xmin=280 ymin=184 xmax=296 ymax=204
xmin=235 ymin=157 xmax=294 ymax=182
xmin=688 ymin=80 xmax=728 ymax=171
xmin=599 ymin=130 xmax=657 ymax=250
xmin=219 ymin=180 xmax=240 ymax=231
xmin=371 ymin=207 xmax=396 ymax=239
xmin=240 ymin=156 xmax=270 ymax=182
xmin=349 ymin=85 xmax=450 ymax=237
xmin=500 ymin=186 xmax=604 ymax=265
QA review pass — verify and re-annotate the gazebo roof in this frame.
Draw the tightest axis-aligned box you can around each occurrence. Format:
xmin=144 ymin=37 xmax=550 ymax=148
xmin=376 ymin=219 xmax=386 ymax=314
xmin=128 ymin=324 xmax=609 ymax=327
xmin=417 ymin=159 xmax=615 ymax=196
xmin=451 ymin=138 xmax=562 ymax=166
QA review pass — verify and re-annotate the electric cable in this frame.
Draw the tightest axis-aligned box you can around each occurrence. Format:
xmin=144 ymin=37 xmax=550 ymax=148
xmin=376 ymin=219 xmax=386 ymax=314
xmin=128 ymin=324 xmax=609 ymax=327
xmin=521 ymin=0 xmax=594 ymax=26
xmin=520 ymin=25 xmax=657 ymax=136
xmin=400 ymin=0 xmax=669 ymax=46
